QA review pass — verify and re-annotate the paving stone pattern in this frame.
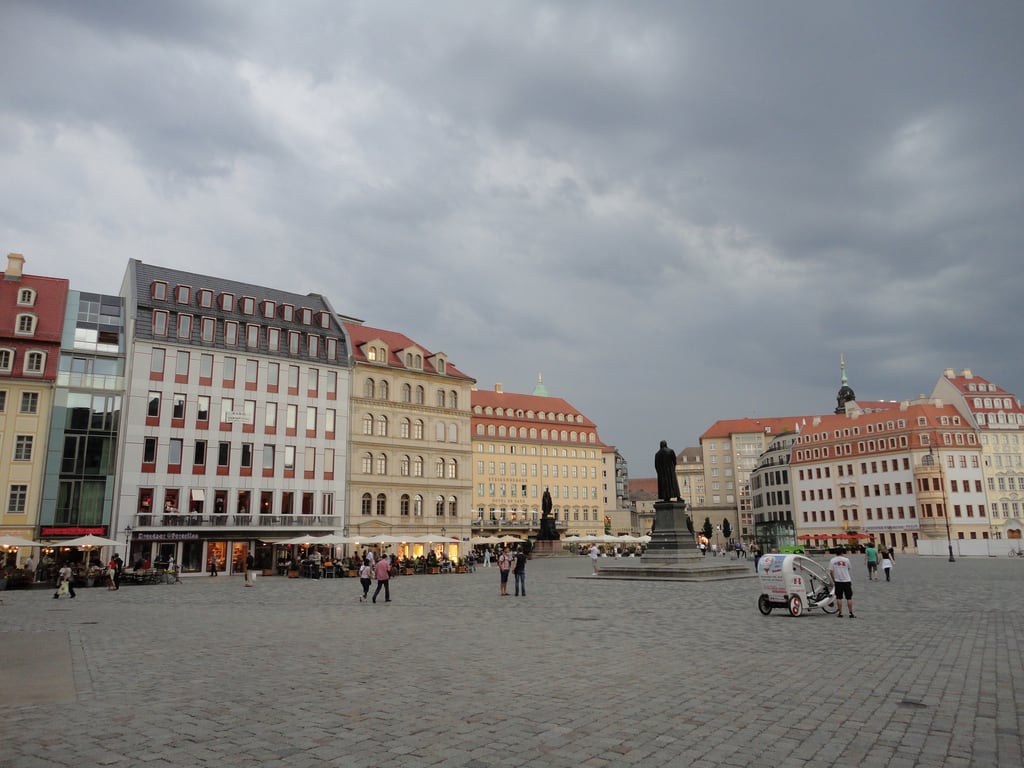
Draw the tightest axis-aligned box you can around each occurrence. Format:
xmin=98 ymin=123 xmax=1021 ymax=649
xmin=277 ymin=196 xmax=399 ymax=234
xmin=1 ymin=554 xmax=1022 ymax=767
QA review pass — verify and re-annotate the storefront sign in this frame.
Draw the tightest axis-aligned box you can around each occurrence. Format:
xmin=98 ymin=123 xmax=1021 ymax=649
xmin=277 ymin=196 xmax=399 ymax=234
xmin=40 ymin=526 xmax=108 ymax=537
xmin=137 ymin=532 xmax=200 ymax=541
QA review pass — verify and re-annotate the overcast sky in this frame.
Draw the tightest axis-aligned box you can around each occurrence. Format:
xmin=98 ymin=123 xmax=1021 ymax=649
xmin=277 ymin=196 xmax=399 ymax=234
xmin=3 ymin=1 xmax=1023 ymax=473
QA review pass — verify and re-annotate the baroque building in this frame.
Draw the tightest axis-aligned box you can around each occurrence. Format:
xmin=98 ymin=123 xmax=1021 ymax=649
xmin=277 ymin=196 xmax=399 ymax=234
xmin=471 ymin=379 xmax=607 ymax=537
xmin=0 ymin=253 xmax=69 ymax=556
xmin=343 ymin=321 xmax=475 ymax=556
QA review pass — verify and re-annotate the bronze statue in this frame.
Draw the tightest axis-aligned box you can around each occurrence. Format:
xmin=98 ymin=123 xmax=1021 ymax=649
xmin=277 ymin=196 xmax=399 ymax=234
xmin=655 ymin=440 xmax=683 ymax=502
xmin=537 ymin=487 xmax=558 ymax=540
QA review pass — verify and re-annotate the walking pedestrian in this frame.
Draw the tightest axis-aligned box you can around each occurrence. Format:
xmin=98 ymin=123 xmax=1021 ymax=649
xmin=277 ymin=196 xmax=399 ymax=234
xmin=372 ymin=554 xmax=392 ymax=603
xmin=881 ymin=548 xmax=894 ymax=581
xmin=112 ymin=553 xmax=123 ymax=589
xmin=513 ymin=545 xmax=527 ymax=597
xmin=53 ymin=563 xmax=76 ymax=599
xmin=359 ymin=558 xmax=372 ymax=601
xmin=589 ymin=543 xmax=600 ymax=575
xmin=167 ymin=555 xmax=182 ymax=583
xmin=483 ymin=549 xmax=491 ymax=567
xmin=208 ymin=553 xmax=219 ymax=576
xmin=829 ymin=547 xmax=855 ymax=618
xmin=244 ymin=552 xmax=255 ymax=586
xmin=864 ymin=541 xmax=879 ymax=581
xmin=106 ymin=555 xmax=118 ymax=590
xmin=498 ymin=547 xmax=512 ymax=595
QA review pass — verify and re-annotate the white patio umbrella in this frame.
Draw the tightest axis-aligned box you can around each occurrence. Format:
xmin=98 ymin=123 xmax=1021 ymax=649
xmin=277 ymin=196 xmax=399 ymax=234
xmin=497 ymin=535 xmax=524 ymax=543
xmin=0 ymin=535 xmax=42 ymax=548
xmin=278 ymin=534 xmax=330 ymax=546
xmin=470 ymin=536 xmax=500 ymax=545
xmin=57 ymin=534 xmax=123 ymax=548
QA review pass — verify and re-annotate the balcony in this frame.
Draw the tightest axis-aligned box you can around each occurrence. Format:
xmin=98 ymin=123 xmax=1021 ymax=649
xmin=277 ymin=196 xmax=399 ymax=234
xmin=129 ymin=513 xmax=344 ymax=531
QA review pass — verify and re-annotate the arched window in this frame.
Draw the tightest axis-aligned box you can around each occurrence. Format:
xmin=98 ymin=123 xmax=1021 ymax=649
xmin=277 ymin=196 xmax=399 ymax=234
xmin=375 ymin=454 xmax=387 ymax=474
xmin=414 ymin=420 xmax=424 ymax=440
xmin=362 ymin=414 xmax=374 ymax=435
xmin=15 ymin=313 xmax=37 ymax=335
xmin=413 ymin=494 xmax=423 ymax=516
xmin=413 ymin=456 xmax=423 ymax=477
xmin=376 ymin=415 xmax=388 ymax=436
xmin=361 ymin=493 xmax=372 ymax=515
xmin=449 ymin=391 xmax=458 ymax=409
xmin=487 ymin=425 xmax=495 ymax=436
xmin=415 ymin=385 xmax=425 ymax=404
xmin=401 ymin=494 xmax=410 ymax=516
xmin=509 ymin=427 xmax=517 ymax=439
xmin=448 ymin=460 xmax=458 ymax=479
xmin=401 ymin=418 xmax=411 ymax=439
xmin=361 ymin=453 xmax=373 ymax=473
xmin=379 ymin=380 xmax=389 ymax=400
xmin=448 ymin=496 xmax=458 ymax=516
xmin=436 ymin=495 xmax=445 ymax=516
xmin=437 ymin=390 xmax=446 ymax=408
xmin=24 ymin=351 xmax=45 ymax=373
xmin=364 ymin=378 xmax=375 ymax=398
xmin=402 ymin=383 xmax=412 ymax=403
xmin=436 ymin=458 xmax=445 ymax=478
xmin=376 ymin=494 xmax=387 ymax=516
xmin=400 ymin=455 xmax=410 ymax=476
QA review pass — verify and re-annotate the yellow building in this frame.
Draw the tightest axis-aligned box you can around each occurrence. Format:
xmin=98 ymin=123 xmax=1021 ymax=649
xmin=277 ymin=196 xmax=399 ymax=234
xmin=471 ymin=379 xmax=608 ymax=537
xmin=344 ymin=322 xmax=475 ymax=557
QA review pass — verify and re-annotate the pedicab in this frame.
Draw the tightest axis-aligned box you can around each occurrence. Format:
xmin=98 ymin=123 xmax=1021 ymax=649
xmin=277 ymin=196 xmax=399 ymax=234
xmin=756 ymin=553 xmax=837 ymax=617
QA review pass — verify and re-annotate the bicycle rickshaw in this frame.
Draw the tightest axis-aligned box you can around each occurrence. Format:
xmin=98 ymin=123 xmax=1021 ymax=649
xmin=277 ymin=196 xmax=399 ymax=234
xmin=756 ymin=553 xmax=837 ymax=617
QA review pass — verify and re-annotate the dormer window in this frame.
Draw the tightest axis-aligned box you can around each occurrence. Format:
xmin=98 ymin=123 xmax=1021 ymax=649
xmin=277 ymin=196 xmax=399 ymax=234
xmin=17 ymin=288 xmax=35 ymax=306
xmin=0 ymin=348 xmax=13 ymax=372
xmin=24 ymin=351 xmax=45 ymax=374
xmin=152 ymin=281 xmax=168 ymax=300
xmin=15 ymin=314 xmax=37 ymax=335
xmin=299 ymin=308 xmax=312 ymax=325
xmin=219 ymin=293 xmax=235 ymax=312
xmin=319 ymin=311 xmax=331 ymax=329
xmin=261 ymin=300 xmax=276 ymax=319
xmin=175 ymin=285 xmax=191 ymax=304
xmin=280 ymin=304 xmax=294 ymax=322
xmin=240 ymin=296 xmax=255 ymax=315
xmin=197 ymin=289 xmax=213 ymax=308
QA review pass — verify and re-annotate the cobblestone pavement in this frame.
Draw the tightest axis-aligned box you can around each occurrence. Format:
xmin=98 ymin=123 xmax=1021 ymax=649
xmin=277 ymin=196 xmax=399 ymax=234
xmin=2 ymin=553 xmax=1023 ymax=768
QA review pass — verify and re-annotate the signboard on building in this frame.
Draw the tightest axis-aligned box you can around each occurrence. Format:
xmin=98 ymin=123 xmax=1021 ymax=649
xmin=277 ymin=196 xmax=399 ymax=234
xmin=40 ymin=526 xmax=108 ymax=537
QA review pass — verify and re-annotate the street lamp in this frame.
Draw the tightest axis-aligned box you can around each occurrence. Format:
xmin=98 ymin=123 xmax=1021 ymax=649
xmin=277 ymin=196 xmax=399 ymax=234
xmin=928 ymin=447 xmax=955 ymax=562
xmin=124 ymin=525 xmax=132 ymax=558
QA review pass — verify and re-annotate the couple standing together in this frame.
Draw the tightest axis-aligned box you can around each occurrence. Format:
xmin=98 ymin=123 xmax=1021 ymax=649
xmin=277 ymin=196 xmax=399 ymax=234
xmin=498 ymin=546 xmax=526 ymax=596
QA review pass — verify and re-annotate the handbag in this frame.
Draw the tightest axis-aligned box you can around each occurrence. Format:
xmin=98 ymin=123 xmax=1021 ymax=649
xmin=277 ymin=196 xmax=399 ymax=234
xmin=58 ymin=579 xmax=70 ymax=595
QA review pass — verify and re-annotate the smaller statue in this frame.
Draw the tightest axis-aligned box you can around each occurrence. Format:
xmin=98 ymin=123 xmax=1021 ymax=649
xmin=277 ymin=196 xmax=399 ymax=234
xmin=655 ymin=440 xmax=684 ymax=503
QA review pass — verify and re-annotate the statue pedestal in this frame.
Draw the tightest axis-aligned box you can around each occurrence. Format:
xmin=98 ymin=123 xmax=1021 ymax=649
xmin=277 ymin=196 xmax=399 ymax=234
xmin=531 ymin=540 xmax=572 ymax=557
xmin=593 ymin=501 xmax=753 ymax=582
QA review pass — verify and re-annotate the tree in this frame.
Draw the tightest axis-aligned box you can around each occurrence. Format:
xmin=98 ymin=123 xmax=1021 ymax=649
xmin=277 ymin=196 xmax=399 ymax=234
xmin=722 ymin=518 xmax=732 ymax=540
xmin=702 ymin=517 xmax=713 ymax=540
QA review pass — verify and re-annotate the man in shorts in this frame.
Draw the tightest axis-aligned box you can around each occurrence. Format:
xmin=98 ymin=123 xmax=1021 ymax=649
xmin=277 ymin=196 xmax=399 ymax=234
xmin=864 ymin=541 xmax=879 ymax=581
xmin=829 ymin=547 xmax=855 ymax=618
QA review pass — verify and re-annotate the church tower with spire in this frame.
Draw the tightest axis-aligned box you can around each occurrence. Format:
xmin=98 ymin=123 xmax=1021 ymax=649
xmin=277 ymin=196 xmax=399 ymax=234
xmin=835 ymin=354 xmax=856 ymax=414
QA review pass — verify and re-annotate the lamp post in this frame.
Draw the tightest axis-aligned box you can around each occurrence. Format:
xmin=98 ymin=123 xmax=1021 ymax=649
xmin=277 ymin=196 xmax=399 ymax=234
xmin=124 ymin=525 xmax=132 ymax=558
xmin=928 ymin=447 xmax=955 ymax=562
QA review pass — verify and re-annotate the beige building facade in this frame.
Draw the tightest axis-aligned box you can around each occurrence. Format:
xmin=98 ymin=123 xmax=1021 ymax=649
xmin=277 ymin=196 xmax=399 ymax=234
xmin=344 ymin=322 xmax=475 ymax=556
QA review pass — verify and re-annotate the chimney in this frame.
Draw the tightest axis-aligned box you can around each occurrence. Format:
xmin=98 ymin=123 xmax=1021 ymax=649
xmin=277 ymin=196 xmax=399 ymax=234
xmin=961 ymin=369 xmax=973 ymax=379
xmin=943 ymin=368 xmax=955 ymax=378
xmin=4 ymin=253 xmax=25 ymax=281
xmin=494 ymin=383 xmax=503 ymax=394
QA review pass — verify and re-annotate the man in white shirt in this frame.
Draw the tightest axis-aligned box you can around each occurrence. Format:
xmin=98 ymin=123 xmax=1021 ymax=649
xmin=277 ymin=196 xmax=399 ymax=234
xmin=589 ymin=544 xmax=600 ymax=575
xmin=829 ymin=547 xmax=855 ymax=618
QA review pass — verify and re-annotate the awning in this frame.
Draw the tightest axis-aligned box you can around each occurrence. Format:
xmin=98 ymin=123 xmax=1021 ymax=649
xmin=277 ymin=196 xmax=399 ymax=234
xmin=191 ymin=489 xmax=206 ymax=501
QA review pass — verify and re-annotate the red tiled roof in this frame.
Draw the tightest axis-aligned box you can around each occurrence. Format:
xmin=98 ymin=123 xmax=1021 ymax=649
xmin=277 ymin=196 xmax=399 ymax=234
xmin=701 ymin=416 xmax=808 ymax=439
xmin=343 ymin=322 xmax=475 ymax=381
xmin=471 ymin=388 xmax=596 ymax=426
xmin=629 ymin=478 xmax=659 ymax=497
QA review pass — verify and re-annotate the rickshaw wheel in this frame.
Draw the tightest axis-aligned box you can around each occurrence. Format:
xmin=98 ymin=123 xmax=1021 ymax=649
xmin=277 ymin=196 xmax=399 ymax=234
xmin=820 ymin=597 xmax=838 ymax=614
xmin=757 ymin=594 xmax=772 ymax=615
xmin=788 ymin=595 xmax=803 ymax=617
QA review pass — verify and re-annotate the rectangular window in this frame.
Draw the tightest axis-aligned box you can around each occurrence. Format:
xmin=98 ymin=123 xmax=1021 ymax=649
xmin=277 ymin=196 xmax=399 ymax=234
xmin=7 ymin=484 xmax=28 ymax=514
xmin=200 ymin=317 xmax=215 ymax=342
xmin=224 ymin=321 xmax=238 ymax=346
xmin=245 ymin=324 xmax=259 ymax=348
xmin=143 ymin=437 xmax=157 ymax=464
xmin=241 ymin=443 xmax=253 ymax=469
xmin=151 ymin=347 xmax=165 ymax=373
xmin=286 ymin=404 xmax=297 ymax=430
xmin=197 ymin=395 xmax=210 ymax=423
xmin=168 ymin=438 xmax=183 ymax=466
xmin=267 ymin=327 xmax=280 ymax=352
xmin=220 ymin=397 xmax=234 ymax=422
xmin=217 ymin=442 xmax=230 ymax=468
xmin=172 ymin=393 xmax=186 ymax=420
xmin=288 ymin=365 xmax=299 ymax=391
xmin=284 ymin=446 xmax=296 ymax=470
xmin=175 ymin=351 xmax=190 ymax=378
xmin=14 ymin=435 xmax=33 ymax=461
xmin=325 ymin=408 xmax=336 ymax=435
xmin=152 ymin=310 xmax=168 ymax=336
xmin=244 ymin=400 xmax=256 ymax=426
xmin=267 ymin=362 xmax=279 ymax=389
xmin=223 ymin=357 xmax=236 ymax=384
xmin=245 ymin=359 xmax=258 ymax=388
xmin=200 ymin=353 xmax=214 ymax=379
xmin=307 ymin=367 xmax=318 ymax=394
xmin=263 ymin=445 xmax=275 ymax=470
xmin=0 ymin=390 xmax=6 ymax=411
xmin=176 ymin=314 xmax=193 ymax=339
xmin=193 ymin=440 xmax=207 ymax=466
xmin=265 ymin=402 xmax=277 ymax=428
xmin=306 ymin=407 xmax=317 ymax=433
xmin=289 ymin=331 xmax=300 ymax=354
xmin=19 ymin=391 xmax=39 ymax=414
xmin=326 ymin=371 xmax=336 ymax=397
xmin=307 ymin=335 xmax=319 ymax=357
